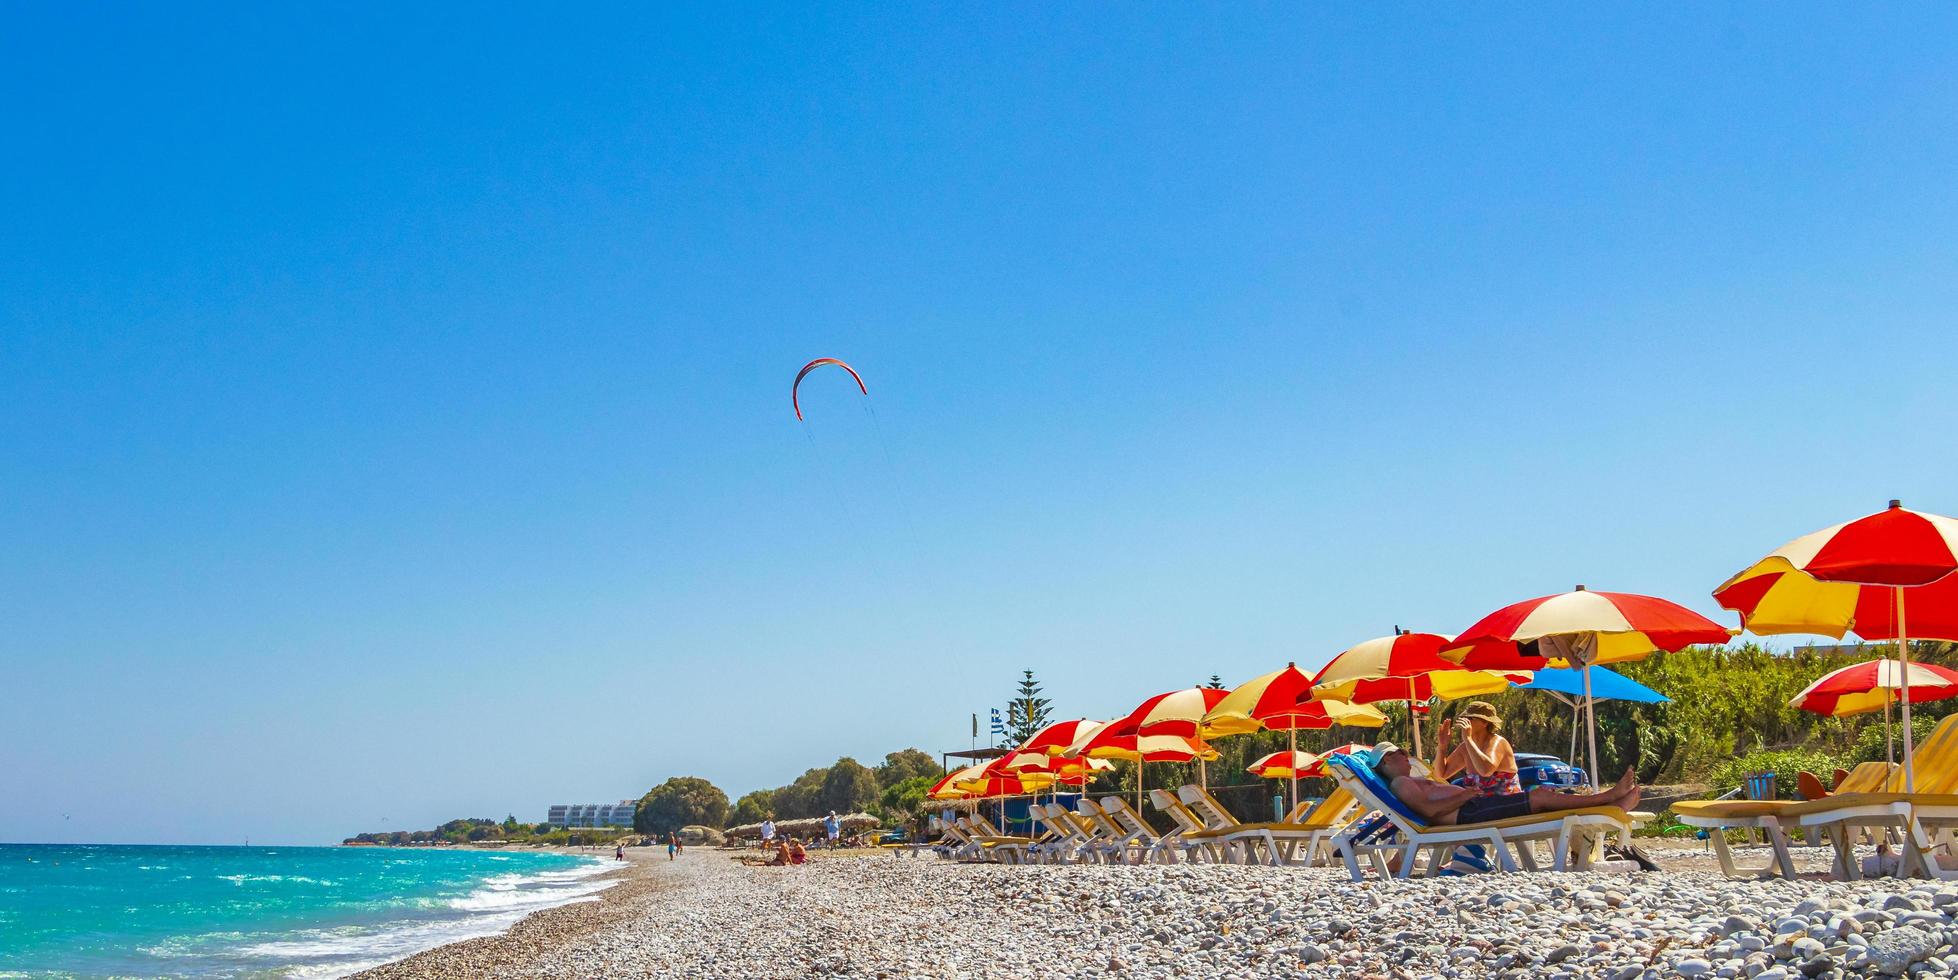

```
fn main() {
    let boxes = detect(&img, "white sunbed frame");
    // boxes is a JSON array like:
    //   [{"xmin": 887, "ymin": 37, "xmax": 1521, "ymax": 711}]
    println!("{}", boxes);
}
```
[{"xmin": 1326, "ymin": 764, "xmax": 1634, "ymax": 880}]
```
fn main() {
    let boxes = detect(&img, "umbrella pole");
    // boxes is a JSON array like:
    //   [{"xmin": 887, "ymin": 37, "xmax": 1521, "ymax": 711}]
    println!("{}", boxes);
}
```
[
  {"xmin": 1583, "ymin": 664, "xmax": 1601, "ymax": 791},
  {"xmin": 1288, "ymin": 728, "xmax": 1298, "ymax": 816},
  {"xmin": 1136, "ymin": 761, "xmax": 1145, "ymax": 837},
  {"xmin": 1899, "ymin": 587, "xmax": 1916, "ymax": 793},
  {"xmin": 1884, "ymin": 685, "xmax": 1896, "ymax": 767},
  {"xmin": 1409, "ymin": 677, "xmax": 1423, "ymax": 764},
  {"xmin": 1569, "ymin": 700, "xmax": 1580, "ymax": 767}
]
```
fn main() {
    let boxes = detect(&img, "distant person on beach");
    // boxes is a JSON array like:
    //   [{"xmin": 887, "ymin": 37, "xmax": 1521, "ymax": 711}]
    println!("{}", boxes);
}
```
[
  {"xmin": 666, "ymin": 833, "xmax": 677, "ymax": 861},
  {"xmin": 760, "ymin": 818, "xmax": 776, "ymax": 849},
  {"xmin": 1434, "ymin": 701, "xmax": 1522, "ymax": 796},
  {"xmin": 824, "ymin": 811, "xmax": 840, "ymax": 848},
  {"xmin": 1366, "ymin": 742, "xmax": 1639, "ymax": 824},
  {"xmin": 615, "ymin": 844, "xmax": 624, "ymax": 862},
  {"xmin": 788, "ymin": 838, "xmax": 808, "ymax": 865}
]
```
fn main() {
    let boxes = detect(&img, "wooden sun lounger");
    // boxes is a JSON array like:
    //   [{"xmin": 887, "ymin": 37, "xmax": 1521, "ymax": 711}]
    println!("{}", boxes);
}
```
[{"xmin": 1326, "ymin": 756, "xmax": 1634, "ymax": 880}]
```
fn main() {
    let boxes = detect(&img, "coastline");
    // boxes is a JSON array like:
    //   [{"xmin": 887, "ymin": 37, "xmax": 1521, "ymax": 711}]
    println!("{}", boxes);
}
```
[
  {"xmin": 343, "ymin": 841, "xmax": 1948, "ymax": 979},
  {"xmin": 349, "ymin": 848, "xmax": 653, "ymax": 979}
]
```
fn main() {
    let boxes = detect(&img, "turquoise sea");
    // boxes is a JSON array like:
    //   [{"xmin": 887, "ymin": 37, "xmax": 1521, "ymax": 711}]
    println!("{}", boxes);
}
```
[{"xmin": 0, "ymin": 844, "xmax": 611, "ymax": 978}]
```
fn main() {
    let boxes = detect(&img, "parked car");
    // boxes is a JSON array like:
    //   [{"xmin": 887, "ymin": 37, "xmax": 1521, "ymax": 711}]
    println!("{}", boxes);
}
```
[{"xmin": 1515, "ymin": 752, "xmax": 1588, "ymax": 790}]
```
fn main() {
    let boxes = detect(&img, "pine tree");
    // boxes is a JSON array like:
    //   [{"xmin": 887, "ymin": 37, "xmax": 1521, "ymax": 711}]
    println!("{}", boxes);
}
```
[
  {"xmin": 1005, "ymin": 669, "xmax": 1053, "ymax": 746},
  {"xmin": 1207, "ymin": 674, "xmax": 1225, "ymax": 689}
]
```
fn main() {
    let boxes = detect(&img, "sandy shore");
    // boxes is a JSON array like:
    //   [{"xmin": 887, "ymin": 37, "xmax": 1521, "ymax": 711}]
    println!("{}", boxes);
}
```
[{"xmin": 353, "ymin": 841, "xmax": 1947, "ymax": 979}]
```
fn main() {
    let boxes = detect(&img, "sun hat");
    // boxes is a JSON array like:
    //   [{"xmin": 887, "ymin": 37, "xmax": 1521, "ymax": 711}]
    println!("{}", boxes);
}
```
[
  {"xmin": 1459, "ymin": 701, "xmax": 1503, "ymax": 730},
  {"xmin": 1360, "ymin": 742, "xmax": 1403, "ymax": 768}
]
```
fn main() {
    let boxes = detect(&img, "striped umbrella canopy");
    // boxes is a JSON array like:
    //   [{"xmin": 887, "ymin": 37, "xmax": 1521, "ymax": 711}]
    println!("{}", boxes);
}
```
[
  {"xmin": 1122, "ymin": 687, "xmax": 1233, "ymax": 738},
  {"xmin": 1246, "ymin": 750, "xmax": 1319, "ymax": 780},
  {"xmin": 1202, "ymin": 663, "xmax": 1386, "ymax": 811},
  {"xmin": 1443, "ymin": 586, "xmax": 1734, "ymax": 788},
  {"xmin": 1202, "ymin": 664, "xmax": 1388, "ymax": 736},
  {"xmin": 1249, "ymin": 744, "xmax": 1370, "ymax": 780},
  {"xmin": 1790, "ymin": 659, "xmax": 1958, "ymax": 718},
  {"xmin": 1441, "ymin": 589, "xmax": 1735, "ymax": 671},
  {"xmin": 1063, "ymin": 728, "xmax": 1219, "ymax": 817},
  {"xmin": 1311, "ymin": 632, "xmax": 1528, "ymax": 759},
  {"xmin": 951, "ymin": 764, "xmax": 1031, "ymax": 798},
  {"xmin": 1017, "ymin": 719, "xmax": 1104, "ymax": 756},
  {"xmin": 1715, "ymin": 500, "xmax": 1958, "ymax": 790},
  {"xmin": 997, "ymin": 750, "xmax": 1113, "ymax": 790},
  {"xmin": 928, "ymin": 764, "xmax": 992, "ymax": 800}
]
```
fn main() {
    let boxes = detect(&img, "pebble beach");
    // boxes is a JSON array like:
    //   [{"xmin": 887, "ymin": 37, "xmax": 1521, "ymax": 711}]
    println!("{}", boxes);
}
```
[{"xmin": 354, "ymin": 842, "xmax": 1958, "ymax": 979}]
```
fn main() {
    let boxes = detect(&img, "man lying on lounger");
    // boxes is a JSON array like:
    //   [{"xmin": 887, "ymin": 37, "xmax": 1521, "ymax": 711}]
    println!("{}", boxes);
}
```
[{"xmin": 1366, "ymin": 742, "xmax": 1641, "ymax": 824}]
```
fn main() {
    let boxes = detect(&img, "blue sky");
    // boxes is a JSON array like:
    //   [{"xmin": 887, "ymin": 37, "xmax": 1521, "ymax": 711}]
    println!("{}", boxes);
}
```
[{"xmin": 4, "ymin": 5, "xmax": 1957, "ymax": 844}]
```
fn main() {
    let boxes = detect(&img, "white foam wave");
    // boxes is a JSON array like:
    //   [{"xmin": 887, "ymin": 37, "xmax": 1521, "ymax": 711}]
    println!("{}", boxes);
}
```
[{"xmin": 227, "ymin": 858, "xmax": 613, "ymax": 979}]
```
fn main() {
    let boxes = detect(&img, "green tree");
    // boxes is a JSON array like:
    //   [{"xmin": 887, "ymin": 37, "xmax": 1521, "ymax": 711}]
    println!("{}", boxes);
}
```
[
  {"xmin": 880, "ymin": 774, "xmax": 939, "ymax": 828},
  {"xmin": 819, "ymin": 757, "xmax": 881, "ymax": 814},
  {"xmin": 501, "ymin": 814, "xmax": 519, "ymax": 833},
  {"xmin": 634, "ymin": 777, "xmax": 730, "ymax": 835},
  {"xmin": 875, "ymin": 748, "xmax": 942, "ymax": 788},
  {"xmin": 730, "ymin": 789, "xmax": 775, "ymax": 826},
  {"xmin": 1005, "ymin": 669, "xmax": 1053, "ymax": 746},
  {"xmin": 771, "ymin": 767, "xmax": 830, "ymax": 819},
  {"xmin": 1207, "ymin": 675, "xmax": 1225, "ymax": 689}
]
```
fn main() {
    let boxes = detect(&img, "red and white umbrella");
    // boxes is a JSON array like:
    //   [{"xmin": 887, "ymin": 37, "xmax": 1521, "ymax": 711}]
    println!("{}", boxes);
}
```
[
  {"xmin": 1790, "ymin": 660, "xmax": 1958, "ymax": 718},
  {"xmin": 1716, "ymin": 501, "xmax": 1958, "ymax": 788},
  {"xmin": 1310, "ymin": 631, "xmax": 1528, "ymax": 761},
  {"xmin": 1125, "ymin": 687, "xmax": 1233, "ymax": 739},
  {"xmin": 1445, "ymin": 587, "xmax": 1733, "ymax": 787},
  {"xmin": 1200, "ymin": 665, "xmax": 1386, "ymax": 811},
  {"xmin": 1017, "ymin": 719, "xmax": 1104, "ymax": 756}
]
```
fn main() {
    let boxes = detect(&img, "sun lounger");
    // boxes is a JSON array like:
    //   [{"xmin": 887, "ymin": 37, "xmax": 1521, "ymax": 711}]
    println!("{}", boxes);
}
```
[
  {"xmin": 1325, "ymin": 754, "xmax": 1633, "ymax": 880},
  {"xmin": 1099, "ymin": 796, "xmax": 1177, "ymax": 864},
  {"xmin": 1176, "ymin": 785, "xmax": 1363, "ymax": 867},
  {"xmin": 1148, "ymin": 789, "xmax": 1222, "ymax": 863},
  {"xmin": 1673, "ymin": 761, "xmax": 1893, "ymax": 879},
  {"xmin": 1078, "ymin": 799, "xmax": 1149, "ymax": 864},
  {"xmin": 966, "ymin": 813, "xmax": 1038, "ymax": 865},
  {"xmin": 1028, "ymin": 804, "xmax": 1092, "ymax": 864},
  {"xmin": 1793, "ymin": 717, "xmax": 1958, "ymax": 880}
]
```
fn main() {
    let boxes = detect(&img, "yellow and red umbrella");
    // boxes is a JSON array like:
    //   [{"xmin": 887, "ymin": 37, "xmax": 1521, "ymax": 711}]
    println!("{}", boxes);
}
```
[
  {"xmin": 1790, "ymin": 659, "xmax": 1958, "ymax": 718},
  {"xmin": 998, "ymin": 749, "xmax": 1113, "ymax": 796},
  {"xmin": 1247, "ymin": 743, "xmax": 1369, "ymax": 780},
  {"xmin": 1310, "ymin": 631, "xmax": 1528, "ymax": 760},
  {"xmin": 1246, "ymin": 750, "xmax": 1320, "ymax": 780},
  {"xmin": 928, "ymin": 764, "xmax": 991, "ymax": 801},
  {"xmin": 1444, "ymin": 586, "xmax": 1732, "ymax": 788},
  {"xmin": 1201, "ymin": 664, "xmax": 1386, "ymax": 810},
  {"xmin": 1716, "ymin": 501, "xmax": 1958, "ymax": 788},
  {"xmin": 1064, "ymin": 724, "xmax": 1218, "ymax": 815}
]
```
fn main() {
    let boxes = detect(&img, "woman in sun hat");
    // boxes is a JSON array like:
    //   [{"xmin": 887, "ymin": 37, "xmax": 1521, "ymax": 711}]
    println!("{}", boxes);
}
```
[{"xmin": 1435, "ymin": 700, "xmax": 1521, "ymax": 796}]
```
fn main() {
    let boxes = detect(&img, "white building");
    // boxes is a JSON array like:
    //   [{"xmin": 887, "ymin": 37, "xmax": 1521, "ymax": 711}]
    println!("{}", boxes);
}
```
[{"xmin": 545, "ymin": 800, "xmax": 637, "ymax": 828}]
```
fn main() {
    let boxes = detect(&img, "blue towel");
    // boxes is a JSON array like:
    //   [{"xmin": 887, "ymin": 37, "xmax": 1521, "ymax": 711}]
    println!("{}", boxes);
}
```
[{"xmin": 1326, "ymin": 754, "xmax": 1425, "ymax": 826}]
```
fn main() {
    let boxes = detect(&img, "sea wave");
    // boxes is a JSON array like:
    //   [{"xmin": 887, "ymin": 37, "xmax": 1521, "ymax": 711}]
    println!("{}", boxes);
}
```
[{"xmin": 230, "ymin": 858, "xmax": 613, "ymax": 978}]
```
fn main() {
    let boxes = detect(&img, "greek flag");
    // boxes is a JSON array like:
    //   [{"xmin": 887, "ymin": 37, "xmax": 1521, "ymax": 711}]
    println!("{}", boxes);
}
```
[{"xmin": 989, "ymin": 708, "xmax": 1004, "ymax": 736}]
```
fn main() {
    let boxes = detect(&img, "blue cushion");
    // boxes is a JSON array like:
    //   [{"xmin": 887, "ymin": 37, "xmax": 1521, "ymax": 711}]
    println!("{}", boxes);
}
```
[{"xmin": 1327, "ymin": 753, "xmax": 1426, "ymax": 826}]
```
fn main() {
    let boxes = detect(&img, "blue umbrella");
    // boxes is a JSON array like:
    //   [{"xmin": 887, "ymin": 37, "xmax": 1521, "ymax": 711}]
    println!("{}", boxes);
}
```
[
  {"xmin": 1515, "ymin": 668, "xmax": 1668, "ymax": 772},
  {"xmin": 1518, "ymin": 667, "xmax": 1669, "ymax": 704}
]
